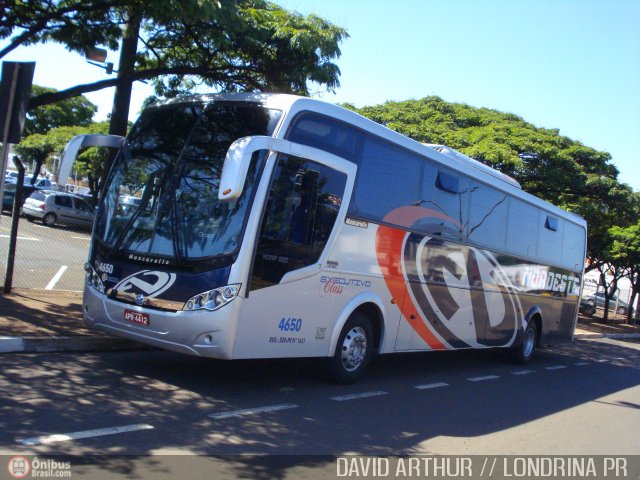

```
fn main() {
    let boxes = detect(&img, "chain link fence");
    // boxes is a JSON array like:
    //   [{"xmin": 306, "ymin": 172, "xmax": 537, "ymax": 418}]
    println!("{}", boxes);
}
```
[{"xmin": 1, "ymin": 180, "xmax": 93, "ymax": 292}]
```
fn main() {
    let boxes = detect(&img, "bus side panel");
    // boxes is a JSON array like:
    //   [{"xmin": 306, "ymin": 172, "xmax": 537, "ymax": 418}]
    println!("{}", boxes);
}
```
[
  {"xmin": 375, "ymin": 224, "xmax": 582, "ymax": 352},
  {"xmin": 233, "ymin": 221, "xmax": 402, "ymax": 358},
  {"xmin": 233, "ymin": 219, "xmax": 580, "ymax": 359},
  {"xmin": 232, "ymin": 274, "xmax": 338, "ymax": 359},
  {"xmin": 327, "ymin": 221, "xmax": 403, "ymax": 355}
]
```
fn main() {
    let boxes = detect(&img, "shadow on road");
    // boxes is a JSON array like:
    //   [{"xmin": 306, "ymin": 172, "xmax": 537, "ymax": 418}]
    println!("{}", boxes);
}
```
[{"xmin": 0, "ymin": 338, "xmax": 638, "ymax": 478}]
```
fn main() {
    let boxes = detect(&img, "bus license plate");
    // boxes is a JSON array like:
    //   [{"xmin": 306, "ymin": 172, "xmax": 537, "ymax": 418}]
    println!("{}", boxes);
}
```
[{"xmin": 124, "ymin": 309, "xmax": 150, "ymax": 326}]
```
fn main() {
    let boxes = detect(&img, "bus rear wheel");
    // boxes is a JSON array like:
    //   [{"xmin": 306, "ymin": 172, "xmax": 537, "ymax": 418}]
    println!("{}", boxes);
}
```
[
  {"xmin": 328, "ymin": 313, "xmax": 373, "ymax": 384},
  {"xmin": 510, "ymin": 319, "xmax": 538, "ymax": 365}
]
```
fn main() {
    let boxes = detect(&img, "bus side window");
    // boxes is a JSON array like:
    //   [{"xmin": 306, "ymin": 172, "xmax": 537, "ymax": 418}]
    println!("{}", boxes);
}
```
[{"xmin": 250, "ymin": 155, "xmax": 347, "ymax": 291}]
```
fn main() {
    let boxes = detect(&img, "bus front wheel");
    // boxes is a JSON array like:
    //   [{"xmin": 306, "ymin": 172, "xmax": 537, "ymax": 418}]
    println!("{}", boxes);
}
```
[
  {"xmin": 328, "ymin": 313, "xmax": 374, "ymax": 384},
  {"xmin": 510, "ymin": 319, "xmax": 538, "ymax": 365}
]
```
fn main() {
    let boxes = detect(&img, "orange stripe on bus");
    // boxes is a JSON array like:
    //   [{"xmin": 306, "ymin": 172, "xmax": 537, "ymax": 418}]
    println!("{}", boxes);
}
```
[{"xmin": 375, "ymin": 224, "xmax": 446, "ymax": 350}]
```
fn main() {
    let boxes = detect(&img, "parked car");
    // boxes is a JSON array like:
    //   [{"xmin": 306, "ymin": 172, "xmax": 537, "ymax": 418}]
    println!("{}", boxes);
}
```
[
  {"xmin": 2, "ymin": 182, "xmax": 40, "ymax": 211},
  {"xmin": 4, "ymin": 170, "xmax": 19, "ymax": 182},
  {"xmin": 22, "ymin": 191, "xmax": 95, "ymax": 229},
  {"xmin": 25, "ymin": 177, "xmax": 54, "ymax": 189},
  {"xmin": 584, "ymin": 291, "xmax": 629, "ymax": 315},
  {"xmin": 5, "ymin": 171, "xmax": 56, "ymax": 188},
  {"xmin": 579, "ymin": 298, "xmax": 596, "ymax": 317}
]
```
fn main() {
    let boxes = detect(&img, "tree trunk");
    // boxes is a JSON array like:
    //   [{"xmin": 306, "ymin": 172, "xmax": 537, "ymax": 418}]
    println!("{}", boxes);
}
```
[
  {"xmin": 108, "ymin": 10, "xmax": 141, "ymax": 137},
  {"xmin": 630, "ymin": 277, "xmax": 640, "ymax": 325},
  {"xmin": 99, "ymin": 8, "xmax": 141, "ymax": 191}
]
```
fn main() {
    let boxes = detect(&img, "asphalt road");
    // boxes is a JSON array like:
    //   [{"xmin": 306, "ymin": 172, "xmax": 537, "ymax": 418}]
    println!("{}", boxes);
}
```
[
  {"xmin": 0, "ymin": 212, "xmax": 90, "ymax": 291},
  {"xmin": 0, "ymin": 338, "xmax": 638, "ymax": 462}
]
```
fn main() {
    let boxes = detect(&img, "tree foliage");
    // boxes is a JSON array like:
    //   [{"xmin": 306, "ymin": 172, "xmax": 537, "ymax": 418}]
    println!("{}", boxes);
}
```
[
  {"xmin": 0, "ymin": 0, "xmax": 127, "ymax": 58},
  {"xmin": 608, "ymin": 223, "xmax": 640, "ymax": 323},
  {"xmin": 351, "ymin": 96, "xmax": 621, "ymax": 203},
  {"xmin": 1, "ymin": 1, "xmax": 348, "ymax": 109},
  {"xmin": 14, "ymin": 121, "xmax": 108, "ymax": 184},
  {"xmin": 24, "ymin": 85, "xmax": 97, "ymax": 135}
]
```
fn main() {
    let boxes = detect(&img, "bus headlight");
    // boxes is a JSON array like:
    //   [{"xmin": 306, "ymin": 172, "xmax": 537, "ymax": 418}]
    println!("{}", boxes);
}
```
[
  {"xmin": 184, "ymin": 284, "xmax": 241, "ymax": 311},
  {"xmin": 84, "ymin": 262, "xmax": 105, "ymax": 294}
]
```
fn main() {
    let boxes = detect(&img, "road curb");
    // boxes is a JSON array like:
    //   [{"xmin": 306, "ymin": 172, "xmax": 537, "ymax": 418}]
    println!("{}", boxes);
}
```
[
  {"xmin": 574, "ymin": 333, "xmax": 640, "ymax": 340},
  {"xmin": 0, "ymin": 335, "xmax": 146, "ymax": 354}
]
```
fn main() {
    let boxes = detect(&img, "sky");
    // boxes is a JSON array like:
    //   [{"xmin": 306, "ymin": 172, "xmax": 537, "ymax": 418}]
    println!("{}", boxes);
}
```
[{"xmin": 2, "ymin": 0, "xmax": 639, "ymax": 190}]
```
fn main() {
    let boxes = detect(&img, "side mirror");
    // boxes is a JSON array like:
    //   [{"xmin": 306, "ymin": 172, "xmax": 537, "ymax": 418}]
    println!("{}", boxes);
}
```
[
  {"xmin": 219, "ymin": 136, "xmax": 271, "ymax": 201},
  {"xmin": 218, "ymin": 135, "xmax": 357, "ymax": 202},
  {"xmin": 219, "ymin": 136, "xmax": 300, "ymax": 202}
]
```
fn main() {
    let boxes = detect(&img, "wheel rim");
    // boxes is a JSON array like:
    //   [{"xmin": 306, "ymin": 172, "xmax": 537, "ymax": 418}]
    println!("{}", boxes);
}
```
[
  {"xmin": 340, "ymin": 326, "xmax": 368, "ymax": 372},
  {"xmin": 44, "ymin": 214, "xmax": 55, "ymax": 226},
  {"xmin": 522, "ymin": 325, "xmax": 535, "ymax": 359}
]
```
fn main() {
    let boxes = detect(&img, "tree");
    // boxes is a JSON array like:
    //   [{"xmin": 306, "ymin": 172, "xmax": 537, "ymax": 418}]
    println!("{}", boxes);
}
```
[
  {"xmin": 24, "ymin": 85, "xmax": 97, "ymax": 136},
  {"xmin": 2, "ymin": 1, "xmax": 348, "ymax": 111},
  {"xmin": 609, "ymin": 222, "xmax": 640, "ymax": 324},
  {"xmin": 577, "ymin": 179, "xmax": 638, "ymax": 275},
  {"xmin": 140, "ymin": 1, "xmax": 347, "ymax": 97},
  {"xmin": 0, "ymin": 0, "xmax": 127, "ymax": 59},
  {"xmin": 349, "ymin": 96, "xmax": 620, "ymax": 211},
  {"xmin": 12, "ymin": 132, "xmax": 55, "ymax": 182},
  {"xmin": 3, "ymin": 1, "xmax": 347, "ymax": 189},
  {"xmin": 14, "ymin": 121, "xmax": 108, "ymax": 185}
]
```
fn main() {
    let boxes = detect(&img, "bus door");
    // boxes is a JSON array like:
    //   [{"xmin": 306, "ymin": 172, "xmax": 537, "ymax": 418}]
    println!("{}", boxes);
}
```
[{"xmin": 232, "ymin": 142, "xmax": 356, "ymax": 359}]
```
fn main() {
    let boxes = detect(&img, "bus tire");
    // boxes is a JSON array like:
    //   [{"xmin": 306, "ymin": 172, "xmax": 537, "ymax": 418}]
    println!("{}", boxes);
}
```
[
  {"xmin": 510, "ymin": 319, "xmax": 538, "ymax": 365},
  {"xmin": 328, "ymin": 312, "xmax": 374, "ymax": 384}
]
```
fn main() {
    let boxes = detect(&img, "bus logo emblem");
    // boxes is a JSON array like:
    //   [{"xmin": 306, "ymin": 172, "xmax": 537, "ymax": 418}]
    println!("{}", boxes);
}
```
[
  {"xmin": 114, "ymin": 270, "xmax": 177, "ymax": 298},
  {"xmin": 135, "ymin": 293, "xmax": 145, "ymax": 306},
  {"xmin": 376, "ymin": 206, "xmax": 523, "ymax": 350}
]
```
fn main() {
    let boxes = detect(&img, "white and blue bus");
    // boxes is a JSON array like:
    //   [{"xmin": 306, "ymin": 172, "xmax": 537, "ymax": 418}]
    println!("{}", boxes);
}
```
[{"xmin": 62, "ymin": 93, "xmax": 586, "ymax": 383}]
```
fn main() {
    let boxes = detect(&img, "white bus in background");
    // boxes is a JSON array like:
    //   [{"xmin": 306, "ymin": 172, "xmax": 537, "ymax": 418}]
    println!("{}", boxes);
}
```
[{"xmin": 62, "ymin": 93, "xmax": 587, "ymax": 383}]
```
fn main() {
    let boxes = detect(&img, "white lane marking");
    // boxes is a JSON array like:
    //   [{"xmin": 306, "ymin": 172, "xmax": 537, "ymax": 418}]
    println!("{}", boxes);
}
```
[
  {"xmin": 467, "ymin": 375, "xmax": 500, "ymax": 382},
  {"xmin": 45, "ymin": 265, "xmax": 68, "ymax": 290},
  {"xmin": 511, "ymin": 369, "xmax": 535, "ymax": 375},
  {"xmin": 209, "ymin": 404, "xmax": 298, "ymax": 419},
  {"xmin": 71, "ymin": 236, "xmax": 90, "ymax": 240},
  {"xmin": 414, "ymin": 382, "xmax": 449, "ymax": 390},
  {"xmin": 595, "ymin": 359, "xmax": 608, "ymax": 363},
  {"xmin": 574, "ymin": 362, "xmax": 590, "ymax": 366},
  {"xmin": 16, "ymin": 424, "xmax": 154, "ymax": 446},
  {"xmin": 331, "ymin": 391, "xmax": 388, "ymax": 401},
  {"xmin": 545, "ymin": 365, "xmax": 567, "ymax": 370},
  {"xmin": 0, "ymin": 234, "xmax": 40, "ymax": 241}
]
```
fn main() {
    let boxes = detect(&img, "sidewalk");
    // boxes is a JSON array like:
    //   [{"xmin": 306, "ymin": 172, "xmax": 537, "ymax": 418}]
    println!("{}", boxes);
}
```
[
  {"xmin": 0, "ymin": 289, "xmax": 639, "ymax": 354},
  {"xmin": 0, "ymin": 289, "xmax": 140, "ymax": 353}
]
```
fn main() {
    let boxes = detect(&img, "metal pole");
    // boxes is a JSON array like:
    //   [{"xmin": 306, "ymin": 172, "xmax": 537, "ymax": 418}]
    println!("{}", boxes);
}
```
[{"xmin": 4, "ymin": 156, "xmax": 25, "ymax": 293}]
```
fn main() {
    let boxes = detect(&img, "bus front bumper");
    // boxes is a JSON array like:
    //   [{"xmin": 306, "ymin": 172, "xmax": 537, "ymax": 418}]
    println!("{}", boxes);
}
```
[{"xmin": 83, "ymin": 285, "xmax": 237, "ymax": 359}]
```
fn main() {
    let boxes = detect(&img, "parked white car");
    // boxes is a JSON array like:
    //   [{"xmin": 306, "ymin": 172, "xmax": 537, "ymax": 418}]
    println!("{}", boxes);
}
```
[{"xmin": 23, "ymin": 191, "xmax": 95, "ymax": 230}]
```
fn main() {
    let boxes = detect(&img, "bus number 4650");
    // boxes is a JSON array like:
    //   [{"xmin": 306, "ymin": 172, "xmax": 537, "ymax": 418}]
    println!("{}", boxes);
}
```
[{"xmin": 279, "ymin": 317, "xmax": 302, "ymax": 332}]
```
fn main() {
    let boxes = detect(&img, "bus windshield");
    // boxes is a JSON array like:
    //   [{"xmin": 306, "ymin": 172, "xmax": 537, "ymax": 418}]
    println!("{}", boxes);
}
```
[{"xmin": 95, "ymin": 101, "xmax": 282, "ymax": 266}]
